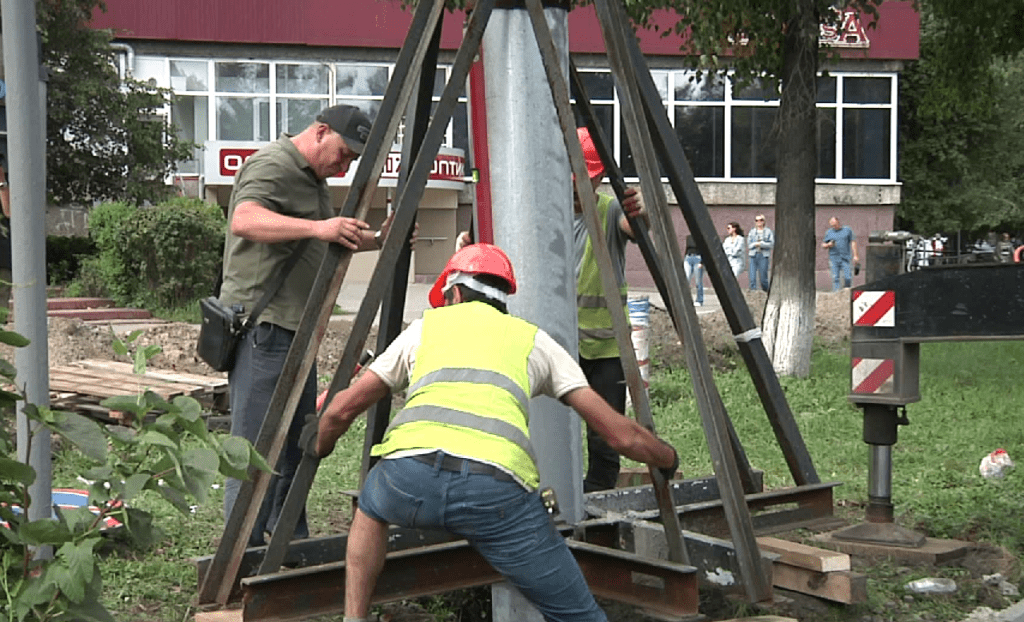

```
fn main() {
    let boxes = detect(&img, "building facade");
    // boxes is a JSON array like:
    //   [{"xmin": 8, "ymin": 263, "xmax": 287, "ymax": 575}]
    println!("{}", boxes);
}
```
[{"xmin": 83, "ymin": 0, "xmax": 919, "ymax": 287}]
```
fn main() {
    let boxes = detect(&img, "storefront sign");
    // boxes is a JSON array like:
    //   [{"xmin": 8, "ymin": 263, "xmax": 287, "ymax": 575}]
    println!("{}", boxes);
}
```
[{"xmin": 206, "ymin": 141, "xmax": 467, "ymax": 190}]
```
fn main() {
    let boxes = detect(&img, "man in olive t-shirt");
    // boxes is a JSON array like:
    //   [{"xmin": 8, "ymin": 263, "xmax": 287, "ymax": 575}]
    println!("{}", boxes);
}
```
[{"xmin": 219, "ymin": 105, "xmax": 388, "ymax": 546}]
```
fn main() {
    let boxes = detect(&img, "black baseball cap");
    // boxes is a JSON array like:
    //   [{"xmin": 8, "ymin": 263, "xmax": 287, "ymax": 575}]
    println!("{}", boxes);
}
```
[{"xmin": 316, "ymin": 105, "xmax": 372, "ymax": 154}]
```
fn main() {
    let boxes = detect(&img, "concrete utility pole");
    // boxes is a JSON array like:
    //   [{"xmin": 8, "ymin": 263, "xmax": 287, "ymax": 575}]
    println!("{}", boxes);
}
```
[
  {"xmin": 2, "ymin": 0, "xmax": 52, "ymax": 529},
  {"xmin": 483, "ymin": 3, "xmax": 575, "ymax": 621}
]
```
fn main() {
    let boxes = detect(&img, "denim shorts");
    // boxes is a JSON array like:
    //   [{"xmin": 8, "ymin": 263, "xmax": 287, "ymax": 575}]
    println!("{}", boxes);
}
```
[{"xmin": 359, "ymin": 453, "xmax": 608, "ymax": 622}]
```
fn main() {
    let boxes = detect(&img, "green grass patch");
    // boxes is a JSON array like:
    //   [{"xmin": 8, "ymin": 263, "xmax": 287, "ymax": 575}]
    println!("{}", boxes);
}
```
[{"xmin": 75, "ymin": 340, "xmax": 1024, "ymax": 621}]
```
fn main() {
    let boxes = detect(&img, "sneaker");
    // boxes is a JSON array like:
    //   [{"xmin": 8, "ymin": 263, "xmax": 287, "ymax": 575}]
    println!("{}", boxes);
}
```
[{"xmin": 695, "ymin": 301, "xmax": 703, "ymax": 307}]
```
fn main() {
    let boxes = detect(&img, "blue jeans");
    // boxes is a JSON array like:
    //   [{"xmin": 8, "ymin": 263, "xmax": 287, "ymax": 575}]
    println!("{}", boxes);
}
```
[
  {"xmin": 224, "ymin": 322, "xmax": 313, "ymax": 547},
  {"xmin": 749, "ymin": 254, "xmax": 770, "ymax": 291},
  {"xmin": 359, "ymin": 455, "xmax": 608, "ymax": 622},
  {"xmin": 829, "ymin": 254, "xmax": 852, "ymax": 291},
  {"xmin": 683, "ymin": 254, "xmax": 704, "ymax": 304}
]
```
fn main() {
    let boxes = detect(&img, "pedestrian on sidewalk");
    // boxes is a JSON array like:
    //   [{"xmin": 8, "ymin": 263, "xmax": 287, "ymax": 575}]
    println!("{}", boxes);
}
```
[
  {"xmin": 822, "ymin": 216, "xmax": 859, "ymax": 291},
  {"xmin": 722, "ymin": 221, "xmax": 745, "ymax": 277},
  {"xmin": 747, "ymin": 214, "xmax": 773, "ymax": 291}
]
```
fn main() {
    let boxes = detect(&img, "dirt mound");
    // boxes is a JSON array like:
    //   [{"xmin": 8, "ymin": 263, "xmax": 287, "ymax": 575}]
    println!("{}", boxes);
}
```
[{"xmin": 648, "ymin": 289, "xmax": 852, "ymax": 370}]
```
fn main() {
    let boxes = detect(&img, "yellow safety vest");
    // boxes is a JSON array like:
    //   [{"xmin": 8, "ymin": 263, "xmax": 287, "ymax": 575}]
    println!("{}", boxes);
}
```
[
  {"xmin": 372, "ymin": 301, "xmax": 542, "ymax": 489},
  {"xmin": 578, "ymin": 193, "xmax": 628, "ymax": 360}
]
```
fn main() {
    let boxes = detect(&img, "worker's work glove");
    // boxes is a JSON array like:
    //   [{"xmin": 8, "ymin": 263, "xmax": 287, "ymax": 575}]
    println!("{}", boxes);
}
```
[
  {"xmin": 657, "ymin": 444, "xmax": 680, "ymax": 482},
  {"xmin": 299, "ymin": 413, "xmax": 320, "ymax": 459}
]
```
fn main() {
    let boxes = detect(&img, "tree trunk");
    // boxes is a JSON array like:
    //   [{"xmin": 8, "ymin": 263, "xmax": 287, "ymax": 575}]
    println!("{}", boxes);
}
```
[{"xmin": 762, "ymin": 3, "xmax": 818, "ymax": 377}]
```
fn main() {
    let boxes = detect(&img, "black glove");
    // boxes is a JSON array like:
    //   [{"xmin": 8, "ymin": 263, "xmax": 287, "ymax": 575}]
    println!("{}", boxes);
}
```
[
  {"xmin": 854, "ymin": 261, "xmax": 861, "ymax": 276},
  {"xmin": 658, "ymin": 445, "xmax": 680, "ymax": 482},
  {"xmin": 299, "ymin": 413, "xmax": 320, "ymax": 458}
]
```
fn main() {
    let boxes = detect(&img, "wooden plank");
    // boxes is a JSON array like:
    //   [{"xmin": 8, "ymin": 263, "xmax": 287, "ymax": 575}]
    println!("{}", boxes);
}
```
[
  {"xmin": 50, "ymin": 369, "xmax": 191, "ymax": 399},
  {"xmin": 60, "ymin": 365, "xmax": 200, "ymax": 395},
  {"xmin": 771, "ymin": 564, "xmax": 867, "ymax": 604},
  {"xmin": 76, "ymin": 360, "xmax": 228, "ymax": 391},
  {"xmin": 717, "ymin": 617, "xmax": 798, "ymax": 622},
  {"xmin": 756, "ymin": 536, "xmax": 850, "ymax": 572},
  {"xmin": 194, "ymin": 610, "xmax": 243, "ymax": 622}
]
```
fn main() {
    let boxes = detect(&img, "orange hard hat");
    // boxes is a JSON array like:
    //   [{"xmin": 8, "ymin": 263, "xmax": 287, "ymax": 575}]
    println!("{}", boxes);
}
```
[
  {"xmin": 577, "ymin": 126, "xmax": 605, "ymax": 180},
  {"xmin": 428, "ymin": 243, "xmax": 518, "ymax": 308}
]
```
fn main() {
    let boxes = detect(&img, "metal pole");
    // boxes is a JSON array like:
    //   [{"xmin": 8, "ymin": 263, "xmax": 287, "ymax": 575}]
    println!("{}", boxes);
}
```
[
  {"xmin": 482, "ymin": 4, "xmax": 577, "ymax": 620},
  {"xmin": 483, "ymin": 1, "xmax": 581, "ymax": 525},
  {"xmin": 3, "ymin": 0, "xmax": 52, "ymax": 531}
]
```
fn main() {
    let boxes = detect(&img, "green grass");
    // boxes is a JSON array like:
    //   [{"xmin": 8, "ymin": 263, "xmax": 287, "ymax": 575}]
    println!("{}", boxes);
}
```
[{"xmin": 68, "ymin": 340, "xmax": 1024, "ymax": 621}]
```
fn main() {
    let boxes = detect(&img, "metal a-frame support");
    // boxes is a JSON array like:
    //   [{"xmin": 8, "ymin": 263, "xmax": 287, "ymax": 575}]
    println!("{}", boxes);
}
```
[{"xmin": 198, "ymin": 0, "xmax": 832, "ymax": 613}]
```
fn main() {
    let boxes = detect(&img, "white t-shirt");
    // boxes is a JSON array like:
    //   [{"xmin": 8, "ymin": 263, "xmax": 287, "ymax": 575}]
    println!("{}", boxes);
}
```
[{"xmin": 367, "ymin": 316, "xmax": 590, "ymax": 401}]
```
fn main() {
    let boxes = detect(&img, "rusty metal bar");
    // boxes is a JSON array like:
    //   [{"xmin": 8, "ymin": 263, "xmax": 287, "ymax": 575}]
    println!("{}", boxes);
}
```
[
  {"xmin": 239, "ymin": 539, "xmax": 698, "ymax": 622},
  {"xmin": 568, "ymin": 60, "xmax": 759, "ymax": 496},
  {"xmin": 199, "ymin": 1, "xmax": 448, "ymax": 604},
  {"xmin": 620, "ymin": 10, "xmax": 820, "ymax": 489},
  {"xmin": 256, "ymin": 0, "xmax": 498, "ymax": 578},
  {"xmin": 359, "ymin": 13, "xmax": 444, "ymax": 486},
  {"xmin": 592, "ymin": 0, "xmax": 770, "ymax": 602}
]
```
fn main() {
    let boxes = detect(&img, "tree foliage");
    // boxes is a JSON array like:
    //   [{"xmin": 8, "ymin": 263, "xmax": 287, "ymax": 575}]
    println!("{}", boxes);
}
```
[
  {"xmin": 898, "ymin": 11, "xmax": 1024, "ymax": 235},
  {"xmin": 37, "ymin": 0, "xmax": 193, "ymax": 206}
]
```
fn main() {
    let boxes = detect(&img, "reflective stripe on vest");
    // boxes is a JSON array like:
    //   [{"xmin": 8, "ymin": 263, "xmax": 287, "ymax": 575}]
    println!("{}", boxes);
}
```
[
  {"xmin": 371, "ymin": 301, "xmax": 542, "ymax": 488},
  {"xmin": 386, "ymin": 404, "xmax": 538, "ymax": 465},
  {"xmin": 577, "ymin": 193, "xmax": 628, "ymax": 359}
]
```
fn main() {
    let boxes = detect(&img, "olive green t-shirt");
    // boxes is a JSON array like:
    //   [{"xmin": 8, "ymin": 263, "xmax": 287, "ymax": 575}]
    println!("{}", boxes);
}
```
[{"xmin": 219, "ymin": 135, "xmax": 332, "ymax": 331}]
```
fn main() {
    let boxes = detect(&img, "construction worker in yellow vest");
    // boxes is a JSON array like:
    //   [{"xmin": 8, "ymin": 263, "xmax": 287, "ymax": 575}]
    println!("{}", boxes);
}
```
[
  {"xmin": 574, "ymin": 126, "xmax": 644, "ymax": 492},
  {"xmin": 305, "ymin": 243, "xmax": 678, "ymax": 622}
]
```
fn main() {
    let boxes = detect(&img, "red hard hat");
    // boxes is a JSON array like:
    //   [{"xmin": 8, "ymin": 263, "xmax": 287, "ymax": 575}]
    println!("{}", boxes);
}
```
[
  {"xmin": 577, "ymin": 126, "xmax": 605, "ymax": 180},
  {"xmin": 429, "ymin": 243, "xmax": 518, "ymax": 308}
]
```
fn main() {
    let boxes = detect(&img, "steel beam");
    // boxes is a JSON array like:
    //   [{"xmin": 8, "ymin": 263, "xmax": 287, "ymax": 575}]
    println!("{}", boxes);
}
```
[{"xmin": 238, "ymin": 538, "xmax": 698, "ymax": 622}]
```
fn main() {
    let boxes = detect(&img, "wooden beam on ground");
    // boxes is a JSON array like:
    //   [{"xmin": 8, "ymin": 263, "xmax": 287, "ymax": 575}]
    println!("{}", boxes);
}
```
[
  {"xmin": 194, "ymin": 610, "xmax": 242, "ymax": 622},
  {"xmin": 756, "ymin": 536, "xmax": 851, "ymax": 573},
  {"xmin": 770, "ymin": 565, "xmax": 867, "ymax": 604}
]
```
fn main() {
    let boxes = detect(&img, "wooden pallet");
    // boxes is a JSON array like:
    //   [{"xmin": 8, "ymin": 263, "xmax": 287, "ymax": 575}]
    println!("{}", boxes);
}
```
[{"xmin": 49, "ymin": 359, "xmax": 229, "ymax": 423}]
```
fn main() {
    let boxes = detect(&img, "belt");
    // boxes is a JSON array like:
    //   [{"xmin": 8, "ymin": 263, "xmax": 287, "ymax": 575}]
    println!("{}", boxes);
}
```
[{"xmin": 412, "ymin": 452, "xmax": 514, "ymax": 482}]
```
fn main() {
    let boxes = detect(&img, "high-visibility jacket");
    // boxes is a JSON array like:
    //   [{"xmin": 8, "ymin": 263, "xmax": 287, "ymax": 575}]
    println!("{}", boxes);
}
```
[
  {"xmin": 372, "ymin": 301, "xmax": 542, "ymax": 488},
  {"xmin": 577, "ymin": 193, "xmax": 628, "ymax": 360}
]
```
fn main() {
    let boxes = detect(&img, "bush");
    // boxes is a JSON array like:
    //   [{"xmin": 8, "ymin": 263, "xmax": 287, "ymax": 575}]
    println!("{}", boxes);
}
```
[
  {"xmin": 87, "ymin": 198, "xmax": 225, "ymax": 310},
  {"xmin": 46, "ymin": 235, "xmax": 98, "ymax": 287}
]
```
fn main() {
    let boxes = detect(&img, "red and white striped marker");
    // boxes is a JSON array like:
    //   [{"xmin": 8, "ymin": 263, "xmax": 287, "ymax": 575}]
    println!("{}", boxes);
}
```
[
  {"xmin": 852, "ymin": 290, "xmax": 895, "ymax": 327},
  {"xmin": 852, "ymin": 357, "xmax": 895, "ymax": 394}
]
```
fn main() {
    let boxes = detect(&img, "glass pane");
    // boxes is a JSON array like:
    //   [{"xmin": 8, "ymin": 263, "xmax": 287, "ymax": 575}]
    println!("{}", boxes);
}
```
[
  {"xmin": 277, "ymin": 98, "xmax": 329, "ymax": 135},
  {"xmin": 434, "ymin": 68, "xmax": 447, "ymax": 98},
  {"xmin": 730, "ymin": 107, "xmax": 777, "ymax": 177},
  {"xmin": 675, "ymin": 106, "xmax": 725, "ymax": 178},
  {"xmin": 171, "ymin": 94, "xmax": 208, "ymax": 142},
  {"xmin": 843, "ymin": 76, "xmax": 891, "ymax": 104},
  {"xmin": 170, "ymin": 60, "xmax": 208, "ymax": 91},
  {"xmin": 576, "ymin": 71, "xmax": 614, "ymax": 101},
  {"xmin": 817, "ymin": 75, "xmax": 836, "ymax": 103},
  {"xmin": 733, "ymin": 77, "xmax": 780, "ymax": 101},
  {"xmin": 843, "ymin": 108, "xmax": 889, "ymax": 178},
  {"xmin": 215, "ymin": 62, "xmax": 269, "ymax": 93},
  {"xmin": 674, "ymin": 71, "xmax": 725, "ymax": 102},
  {"xmin": 336, "ymin": 64, "xmax": 389, "ymax": 96},
  {"xmin": 453, "ymin": 101, "xmax": 469, "ymax": 154},
  {"xmin": 276, "ymin": 64, "xmax": 328, "ymax": 95},
  {"xmin": 217, "ymin": 96, "xmax": 270, "ymax": 141},
  {"xmin": 171, "ymin": 95, "xmax": 208, "ymax": 175},
  {"xmin": 650, "ymin": 71, "xmax": 668, "ymax": 101},
  {"xmin": 335, "ymin": 98, "xmax": 381, "ymax": 122},
  {"xmin": 817, "ymin": 108, "xmax": 836, "ymax": 178},
  {"xmin": 620, "ymin": 105, "xmax": 668, "ymax": 179}
]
